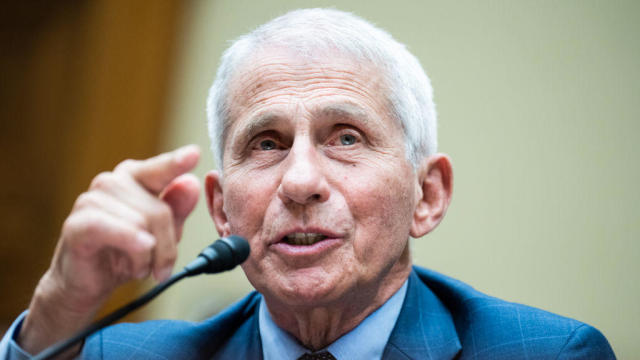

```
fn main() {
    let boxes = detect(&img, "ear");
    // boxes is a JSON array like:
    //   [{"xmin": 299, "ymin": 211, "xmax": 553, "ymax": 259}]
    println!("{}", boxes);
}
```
[
  {"xmin": 410, "ymin": 154, "xmax": 453, "ymax": 238},
  {"xmin": 204, "ymin": 170, "xmax": 231, "ymax": 237}
]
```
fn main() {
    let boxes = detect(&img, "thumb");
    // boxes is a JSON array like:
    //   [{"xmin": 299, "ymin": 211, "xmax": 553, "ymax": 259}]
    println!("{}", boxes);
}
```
[{"xmin": 161, "ymin": 173, "xmax": 200, "ymax": 240}]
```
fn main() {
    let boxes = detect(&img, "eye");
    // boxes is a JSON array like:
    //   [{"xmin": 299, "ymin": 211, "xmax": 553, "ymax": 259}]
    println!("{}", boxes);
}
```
[
  {"xmin": 339, "ymin": 134, "xmax": 357, "ymax": 146},
  {"xmin": 259, "ymin": 139, "xmax": 277, "ymax": 150}
]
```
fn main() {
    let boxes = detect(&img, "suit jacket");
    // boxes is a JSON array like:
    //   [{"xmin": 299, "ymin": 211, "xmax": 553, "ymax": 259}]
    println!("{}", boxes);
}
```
[{"xmin": 82, "ymin": 266, "xmax": 615, "ymax": 359}]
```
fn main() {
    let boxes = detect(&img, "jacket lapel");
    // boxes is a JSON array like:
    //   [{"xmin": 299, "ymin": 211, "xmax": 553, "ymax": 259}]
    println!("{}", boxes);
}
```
[
  {"xmin": 210, "ymin": 293, "xmax": 263, "ymax": 360},
  {"xmin": 383, "ymin": 270, "xmax": 461, "ymax": 360}
]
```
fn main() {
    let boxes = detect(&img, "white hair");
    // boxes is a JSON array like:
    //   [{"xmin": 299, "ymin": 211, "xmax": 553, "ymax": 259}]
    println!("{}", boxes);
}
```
[{"xmin": 206, "ymin": 8, "xmax": 437, "ymax": 170}]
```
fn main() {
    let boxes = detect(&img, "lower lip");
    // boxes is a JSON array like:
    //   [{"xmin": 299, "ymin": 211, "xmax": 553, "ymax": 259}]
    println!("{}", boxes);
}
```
[{"xmin": 270, "ymin": 238, "xmax": 342, "ymax": 257}]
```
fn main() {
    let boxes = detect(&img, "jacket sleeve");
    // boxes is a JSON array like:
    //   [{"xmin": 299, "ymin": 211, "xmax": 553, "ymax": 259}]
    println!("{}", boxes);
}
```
[{"xmin": 556, "ymin": 324, "xmax": 616, "ymax": 360}]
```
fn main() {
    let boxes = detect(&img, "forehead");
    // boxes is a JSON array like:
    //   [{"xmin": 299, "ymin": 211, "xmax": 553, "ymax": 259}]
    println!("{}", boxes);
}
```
[{"xmin": 225, "ymin": 48, "xmax": 394, "ymax": 130}]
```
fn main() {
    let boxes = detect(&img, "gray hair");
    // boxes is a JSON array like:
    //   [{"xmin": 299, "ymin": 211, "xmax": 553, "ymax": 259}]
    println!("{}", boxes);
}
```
[{"xmin": 206, "ymin": 8, "xmax": 437, "ymax": 170}]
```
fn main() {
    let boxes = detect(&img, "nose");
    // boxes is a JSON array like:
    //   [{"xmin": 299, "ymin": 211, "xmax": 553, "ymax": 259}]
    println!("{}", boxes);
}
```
[{"xmin": 277, "ymin": 139, "xmax": 330, "ymax": 205}]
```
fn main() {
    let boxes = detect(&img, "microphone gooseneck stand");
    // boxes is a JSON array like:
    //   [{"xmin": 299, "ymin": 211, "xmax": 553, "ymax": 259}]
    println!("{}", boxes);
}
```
[{"xmin": 33, "ymin": 235, "xmax": 250, "ymax": 360}]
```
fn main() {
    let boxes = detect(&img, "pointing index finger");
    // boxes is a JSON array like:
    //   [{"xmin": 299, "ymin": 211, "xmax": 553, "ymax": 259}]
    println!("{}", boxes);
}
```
[{"xmin": 116, "ymin": 145, "xmax": 201, "ymax": 195}]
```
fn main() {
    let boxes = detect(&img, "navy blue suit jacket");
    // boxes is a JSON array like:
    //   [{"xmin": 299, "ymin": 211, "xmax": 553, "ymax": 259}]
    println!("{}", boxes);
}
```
[{"xmin": 83, "ymin": 267, "xmax": 615, "ymax": 359}]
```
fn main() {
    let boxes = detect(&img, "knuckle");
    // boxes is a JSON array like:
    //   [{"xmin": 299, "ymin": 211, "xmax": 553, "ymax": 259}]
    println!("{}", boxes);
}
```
[
  {"xmin": 149, "ymin": 202, "xmax": 173, "ymax": 224},
  {"xmin": 134, "ymin": 231, "xmax": 156, "ymax": 252},
  {"xmin": 61, "ymin": 211, "xmax": 103, "ymax": 253},
  {"xmin": 61, "ymin": 212, "xmax": 82, "ymax": 236},
  {"xmin": 90, "ymin": 172, "xmax": 115, "ymax": 190},
  {"xmin": 73, "ymin": 192, "xmax": 94, "ymax": 210},
  {"xmin": 74, "ymin": 211, "xmax": 104, "ymax": 239},
  {"xmin": 130, "ymin": 212, "xmax": 148, "ymax": 229},
  {"xmin": 114, "ymin": 159, "xmax": 138, "ymax": 173},
  {"xmin": 137, "ymin": 240, "xmax": 155, "ymax": 255}
]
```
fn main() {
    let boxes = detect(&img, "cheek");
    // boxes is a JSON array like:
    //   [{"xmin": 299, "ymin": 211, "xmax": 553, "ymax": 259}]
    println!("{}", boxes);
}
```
[
  {"xmin": 352, "ymin": 164, "xmax": 414, "ymax": 220},
  {"xmin": 348, "ymin": 168, "xmax": 415, "ymax": 258},
  {"xmin": 224, "ymin": 177, "xmax": 274, "ymax": 237},
  {"xmin": 225, "ymin": 183, "xmax": 270, "ymax": 281}
]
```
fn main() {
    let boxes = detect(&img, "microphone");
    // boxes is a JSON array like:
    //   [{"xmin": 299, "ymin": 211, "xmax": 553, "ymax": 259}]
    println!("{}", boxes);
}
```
[
  {"xmin": 184, "ymin": 235, "xmax": 251, "ymax": 276},
  {"xmin": 33, "ymin": 236, "xmax": 250, "ymax": 360}
]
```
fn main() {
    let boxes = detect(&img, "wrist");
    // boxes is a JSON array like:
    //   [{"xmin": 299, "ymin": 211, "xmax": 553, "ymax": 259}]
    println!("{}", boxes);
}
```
[{"xmin": 17, "ymin": 271, "xmax": 101, "ymax": 355}]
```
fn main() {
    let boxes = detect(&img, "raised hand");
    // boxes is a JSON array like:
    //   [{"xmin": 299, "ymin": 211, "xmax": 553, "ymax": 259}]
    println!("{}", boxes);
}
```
[{"xmin": 18, "ymin": 145, "xmax": 201, "ymax": 355}]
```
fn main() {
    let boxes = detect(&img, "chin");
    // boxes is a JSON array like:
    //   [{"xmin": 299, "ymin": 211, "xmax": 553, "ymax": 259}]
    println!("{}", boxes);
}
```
[
  {"xmin": 267, "ymin": 272, "xmax": 348, "ymax": 308},
  {"xmin": 278, "ymin": 288, "xmax": 340, "ymax": 309}
]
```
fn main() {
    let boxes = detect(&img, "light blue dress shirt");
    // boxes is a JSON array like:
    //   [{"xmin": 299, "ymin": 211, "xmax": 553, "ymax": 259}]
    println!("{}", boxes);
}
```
[{"xmin": 259, "ymin": 280, "xmax": 408, "ymax": 360}]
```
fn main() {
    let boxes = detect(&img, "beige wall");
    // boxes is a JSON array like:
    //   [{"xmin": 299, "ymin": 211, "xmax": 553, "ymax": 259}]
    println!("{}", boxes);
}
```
[{"xmin": 150, "ymin": 1, "xmax": 639, "ymax": 357}]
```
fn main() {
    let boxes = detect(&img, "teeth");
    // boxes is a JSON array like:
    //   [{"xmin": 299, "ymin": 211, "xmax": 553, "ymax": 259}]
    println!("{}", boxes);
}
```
[{"xmin": 285, "ymin": 233, "xmax": 327, "ymax": 246}]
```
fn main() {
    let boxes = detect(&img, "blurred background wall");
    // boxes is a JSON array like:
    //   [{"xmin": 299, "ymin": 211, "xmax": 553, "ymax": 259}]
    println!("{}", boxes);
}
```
[
  {"xmin": 1, "ymin": 0, "xmax": 638, "ymax": 357},
  {"xmin": 0, "ymin": 0, "xmax": 186, "ymax": 328}
]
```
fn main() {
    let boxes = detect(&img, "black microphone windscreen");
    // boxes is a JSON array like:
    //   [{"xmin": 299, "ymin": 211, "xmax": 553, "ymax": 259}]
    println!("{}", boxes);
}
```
[{"xmin": 184, "ymin": 235, "xmax": 250, "ymax": 275}]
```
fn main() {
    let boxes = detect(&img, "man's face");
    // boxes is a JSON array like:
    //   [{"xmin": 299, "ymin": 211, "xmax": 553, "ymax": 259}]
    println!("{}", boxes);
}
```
[{"xmin": 214, "ymin": 49, "xmax": 419, "ymax": 307}]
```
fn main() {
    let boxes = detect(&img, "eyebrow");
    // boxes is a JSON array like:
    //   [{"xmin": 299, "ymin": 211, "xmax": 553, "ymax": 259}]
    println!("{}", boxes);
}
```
[
  {"xmin": 238, "ymin": 112, "xmax": 282, "ymax": 145},
  {"xmin": 319, "ymin": 103, "xmax": 370, "ymax": 124}
]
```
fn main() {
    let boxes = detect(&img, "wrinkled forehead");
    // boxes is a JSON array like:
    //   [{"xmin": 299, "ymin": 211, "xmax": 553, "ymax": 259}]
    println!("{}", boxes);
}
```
[
  {"xmin": 222, "ymin": 46, "xmax": 395, "ymax": 136},
  {"xmin": 234, "ymin": 48, "xmax": 385, "ymax": 102}
]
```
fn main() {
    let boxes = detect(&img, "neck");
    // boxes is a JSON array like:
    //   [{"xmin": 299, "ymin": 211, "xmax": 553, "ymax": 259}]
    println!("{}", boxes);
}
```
[{"xmin": 264, "ymin": 251, "xmax": 412, "ymax": 350}]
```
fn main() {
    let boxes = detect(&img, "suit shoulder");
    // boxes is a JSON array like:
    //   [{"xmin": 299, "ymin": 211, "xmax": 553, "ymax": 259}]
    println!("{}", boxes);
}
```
[
  {"xmin": 460, "ymin": 300, "xmax": 615, "ymax": 359},
  {"xmin": 83, "ymin": 292, "xmax": 262, "ymax": 359},
  {"xmin": 412, "ymin": 266, "xmax": 615, "ymax": 359},
  {"xmin": 556, "ymin": 323, "xmax": 616, "ymax": 359}
]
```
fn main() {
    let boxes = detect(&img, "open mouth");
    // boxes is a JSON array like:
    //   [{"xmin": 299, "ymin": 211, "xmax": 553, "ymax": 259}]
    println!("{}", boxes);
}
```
[{"xmin": 283, "ymin": 233, "xmax": 328, "ymax": 246}]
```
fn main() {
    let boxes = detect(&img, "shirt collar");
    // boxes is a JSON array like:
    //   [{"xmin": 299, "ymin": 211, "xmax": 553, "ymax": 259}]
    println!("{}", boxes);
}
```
[{"xmin": 259, "ymin": 280, "xmax": 408, "ymax": 360}]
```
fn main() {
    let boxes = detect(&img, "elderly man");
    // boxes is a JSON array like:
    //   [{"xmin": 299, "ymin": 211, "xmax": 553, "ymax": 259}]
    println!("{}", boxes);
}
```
[{"xmin": 1, "ymin": 8, "xmax": 615, "ymax": 360}]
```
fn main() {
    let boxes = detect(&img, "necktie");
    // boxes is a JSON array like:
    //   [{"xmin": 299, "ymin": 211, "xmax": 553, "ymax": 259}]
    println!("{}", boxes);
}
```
[{"xmin": 297, "ymin": 351, "xmax": 337, "ymax": 360}]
